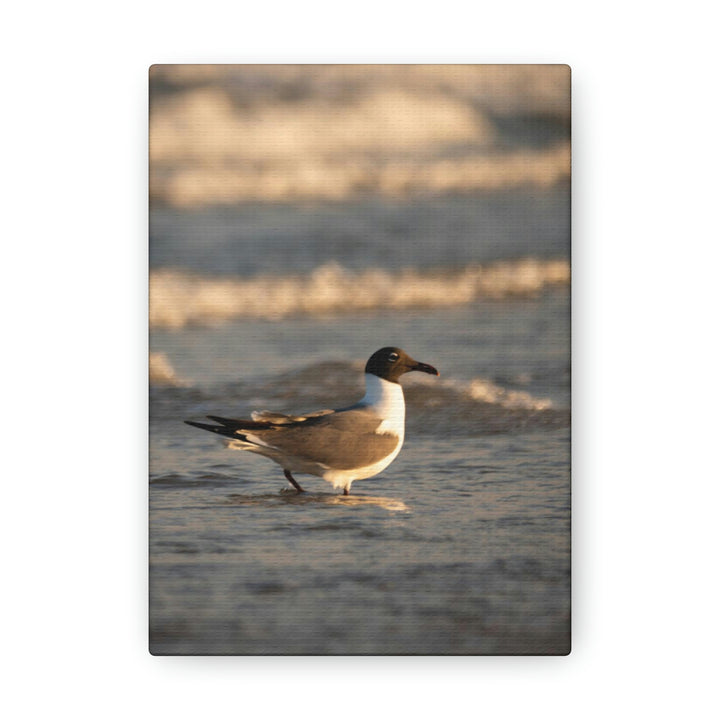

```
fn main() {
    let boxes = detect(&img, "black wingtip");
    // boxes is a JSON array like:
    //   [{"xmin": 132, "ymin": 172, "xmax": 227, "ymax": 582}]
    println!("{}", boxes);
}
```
[
  {"xmin": 184, "ymin": 419, "xmax": 234, "ymax": 437},
  {"xmin": 206, "ymin": 415, "xmax": 238, "ymax": 426}
]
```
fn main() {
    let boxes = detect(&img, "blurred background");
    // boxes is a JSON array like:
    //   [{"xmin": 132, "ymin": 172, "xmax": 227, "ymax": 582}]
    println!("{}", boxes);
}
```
[
  {"xmin": 149, "ymin": 65, "xmax": 571, "ymax": 655},
  {"xmin": 149, "ymin": 64, "xmax": 569, "ymax": 336},
  {"xmin": 150, "ymin": 64, "xmax": 569, "ymax": 208}
]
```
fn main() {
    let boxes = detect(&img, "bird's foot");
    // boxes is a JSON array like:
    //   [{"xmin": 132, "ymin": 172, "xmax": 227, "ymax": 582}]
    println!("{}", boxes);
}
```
[
  {"xmin": 343, "ymin": 488, "xmax": 350, "ymax": 496},
  {"xmin": 284, "ymin": 469, "xmax": 305, "ymax": 493}
]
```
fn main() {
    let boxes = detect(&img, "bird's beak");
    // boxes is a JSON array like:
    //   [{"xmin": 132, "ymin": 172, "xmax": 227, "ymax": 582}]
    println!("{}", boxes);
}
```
[{"xmin": 410, "ymin": 360, "xmax": 439, "ymax": 376}]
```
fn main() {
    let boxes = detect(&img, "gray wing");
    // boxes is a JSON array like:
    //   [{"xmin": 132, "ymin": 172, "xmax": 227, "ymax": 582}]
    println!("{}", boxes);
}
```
[
  {"xmin": 251, "ymin": 409, "xmax": 334, "ymax": 423},
  {"xmin": 249, "ymin": 407, "xmax": 399, "ymax": 470}
]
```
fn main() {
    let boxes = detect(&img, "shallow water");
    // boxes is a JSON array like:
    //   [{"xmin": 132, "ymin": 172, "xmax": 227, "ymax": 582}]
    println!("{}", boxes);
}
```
[
  {"xmin": 149, "ymin": 192, "xmax": 570, "ymax": 655},
  {"xmin": 150, "ymin": 428, "xmax": 569, "ymax": 654}
]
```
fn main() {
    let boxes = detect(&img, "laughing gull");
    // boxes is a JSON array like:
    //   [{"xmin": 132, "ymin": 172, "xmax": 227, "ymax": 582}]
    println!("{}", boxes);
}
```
[{"xmin": 185, "ymin": 347, "xmax": 438, "ymax": 495}]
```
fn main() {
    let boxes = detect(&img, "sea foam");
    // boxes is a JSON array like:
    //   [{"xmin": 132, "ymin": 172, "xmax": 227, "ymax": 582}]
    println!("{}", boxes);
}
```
[
  {"xmin": 149, "ymin": 352, "xmax": 187, "ymax": 386},
  {"xmin": 150, "ymin": 259, "xmax": 569, "ymax": 329}
]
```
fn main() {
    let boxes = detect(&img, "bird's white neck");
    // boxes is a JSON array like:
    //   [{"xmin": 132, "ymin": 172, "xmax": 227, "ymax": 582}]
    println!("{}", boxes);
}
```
[{"xmin": 361, "ymin": 373, "xmax": 405, "ymax": 423}]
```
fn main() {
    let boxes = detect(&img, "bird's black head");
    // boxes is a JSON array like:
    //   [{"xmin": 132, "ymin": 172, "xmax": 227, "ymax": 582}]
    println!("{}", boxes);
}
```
[{"xmin": 364, "ymin": 347, "xmax": 439, "ymax": 384}]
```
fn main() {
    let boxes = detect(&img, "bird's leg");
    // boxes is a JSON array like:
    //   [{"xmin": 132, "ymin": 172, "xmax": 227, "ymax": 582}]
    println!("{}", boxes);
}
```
[
  {"xmin": 284, "ymin": 469, "xmax": 305, "ymax": 493},
  {"xmin": 343, "ymin": 487, "xmax": 350, "ymax": 496}
]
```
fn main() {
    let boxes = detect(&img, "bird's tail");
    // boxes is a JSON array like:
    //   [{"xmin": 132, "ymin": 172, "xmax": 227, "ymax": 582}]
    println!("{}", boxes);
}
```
[{"xmin": 184, "ymin": 415, "xmax": 273, "ymax": 440}]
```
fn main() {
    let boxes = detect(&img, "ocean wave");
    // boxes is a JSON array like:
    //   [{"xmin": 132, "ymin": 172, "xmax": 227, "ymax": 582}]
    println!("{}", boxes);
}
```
[
  {"xmin": 150, "ymin": 65, "xmax": 570, "ymax": 206},
  {"xmin": 245, "ymin": 360, "xmax": 556, "ymax": 411},
  {"xmin": 149, "ymin": 352, "xmax": 187, "ymax": 386},
  {"xmin": 152, "ymin": 145, "xmax": 569, "ymax": 207},
  {"xmin": 400, "ymin": 373, "xmax": 565, "ymax": 433},
  {"xmin": 150, "ymin": 259, "xmax": 569, "ymax": 329},
  {"xmin": 152, "ymin": 358, "xmax": 567, "ymax": 435},
  {"xmin": 429, "ymin": 376, "xmax": 553, "ymax": 411}
]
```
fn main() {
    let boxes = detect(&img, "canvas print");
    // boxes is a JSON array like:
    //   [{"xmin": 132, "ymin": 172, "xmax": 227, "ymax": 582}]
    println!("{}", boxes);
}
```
[{"xmin": 149, "ymin": 64, "xmax": 571, "ymax": 655}]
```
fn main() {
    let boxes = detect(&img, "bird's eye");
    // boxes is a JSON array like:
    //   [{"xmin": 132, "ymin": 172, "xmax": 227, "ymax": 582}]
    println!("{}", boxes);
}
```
[{"xmin": 388, "ymin": 352, "xmax": 399, "ymax": 362}]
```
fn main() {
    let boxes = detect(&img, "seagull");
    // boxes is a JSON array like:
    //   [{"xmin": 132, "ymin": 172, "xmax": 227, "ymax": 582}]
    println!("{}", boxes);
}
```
[{"xmin": 185, "ymin": 347, "xmax": 439, "ymax": 495}]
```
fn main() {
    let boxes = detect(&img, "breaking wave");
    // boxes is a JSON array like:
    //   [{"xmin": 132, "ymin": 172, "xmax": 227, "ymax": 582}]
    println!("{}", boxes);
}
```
[
  {"xmin": 149, "ymin": 65, "xmax": 570, "ymax": 207},
  {"xmin": 149, "ymin": 352, "xmax": 187, "ymax": 387},
  {"xmin": 152, "ymin": 359, "xmax": 568, "ymax": 434},
  {"xmin": 432, "ymin": 376, "xmax": 553, "ymax": 411},
  {"xmin": 150, "ymin": 258, "xmax": 569, "ymax": 329}
]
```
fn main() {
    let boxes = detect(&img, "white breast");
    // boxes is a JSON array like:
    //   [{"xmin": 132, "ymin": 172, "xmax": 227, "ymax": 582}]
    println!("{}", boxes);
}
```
[
  {"xmin": 321, "ymin": 375, "xmax": 407, "ymax": 489},
  {"xmin": 360, "ymin": 373, "xmax": 406, "ymax": 440}
]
